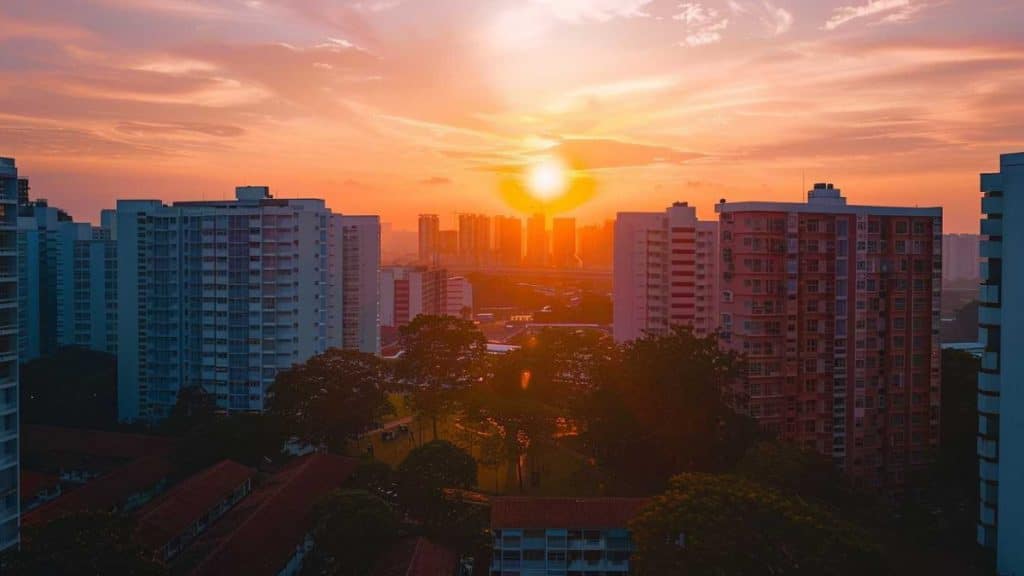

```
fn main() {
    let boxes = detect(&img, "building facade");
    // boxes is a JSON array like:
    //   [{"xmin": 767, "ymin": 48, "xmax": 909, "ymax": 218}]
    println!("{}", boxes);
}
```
[
  {"xmin": 525, "ymin": 213, "xmax": 547, "ymax": 267},
  {"xmin": 552, "ymin": 217, "xmax": 577, "ymax": 268},
  {"xmin": 418, "ymin": 214, "xmax": 440, "ymax": 266},
  {"xmin": 494, "ymin": 215, "xmax": 523, "ymax": 266},
  {"xmin": 446, "ymin": 275, "xmax": 473, "ymax": 318},
  {"xmin": 458, "ymin": 214, "xmax": 491, "ymax": 267},
  {"xmin": 717, "ymin": 184, "xmax": 942, "ymax": 490},
  {"xmin": 580, "ymin": 220, "xmax": 614, "ymax": 270},
  {"xmin": 977, "ymin": 152, "xmax": 1023, "ymax": 575},
  {"xmin": 613, "ymin": 202, "xmax": 718, "ymax": 343},
  {"xmin": 17, "ymin": 195, "xmax": 117, "ymax": 361},
  {"xmin": 942, "ymin": 233, "xmax": 980, "ymax": 285},
  {"xmin": 489, "ymin": 498, "xmax": 644, "ymax": 576},
  {"xmin": 0, "ymin": 158, "xmax": 20, "ymax": 551},
  {"xmin": 115, "ymin": 187, "xmax": 379, "ymax": 423},
  {"xmin": 380, "ymin": 266, "xmax": 447, "ymax": 328}
]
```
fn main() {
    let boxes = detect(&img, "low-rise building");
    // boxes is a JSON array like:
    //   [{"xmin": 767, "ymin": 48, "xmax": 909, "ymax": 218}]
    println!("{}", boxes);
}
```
[{"xmin": 489, "ymin": 497, "xmax": 646, "ymax": 576}]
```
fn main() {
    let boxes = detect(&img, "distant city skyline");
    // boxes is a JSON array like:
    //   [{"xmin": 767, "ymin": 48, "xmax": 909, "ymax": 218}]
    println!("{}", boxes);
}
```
[{"xmin": 2, "ymin": 1, "xmax": 1021, "ymax": 233}]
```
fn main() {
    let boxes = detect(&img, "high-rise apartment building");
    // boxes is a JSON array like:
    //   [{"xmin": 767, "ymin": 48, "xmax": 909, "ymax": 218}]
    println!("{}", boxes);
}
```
[
  {"xmin": 115, "ymin": 186, "xmax": 379, "ymax": 423},
  {"xmin": 580, "ymin": 220, "xmax": 614, "ymax": 269},
  {"xmin": 942, "ymin": 233, "xmax": 980, "ymax": 285},
  {"xmin": 17, "ymin": 196, "xmax": 117, "ymax": 361},
  {"xmin": 418, "ymin": 214, "xmax": 440, "ymax": 266},
  {"xmin": 613, "ymin": 202, "xmax": 718, "ymax": 342},
  {"xmin": 494, "ymin": 215, "xmax": 523, "ymax": 266},
  {"xmin": 977, "ymin": 153, "xmax": 1023, "ymax": 573},
  {"xmin": 458, "ymin": 214, "xmax": 491, "ymax": 267},
  {"xmin": 525, "ymin": 213, "xmax": 547, "ymax": 267},
  {"xmin": 0, "ymin": 158, "xmax": 20, "ymax": 551},
  {"xmin": 438, "ymin": 229, "xmax": 458, "ymax": 264},
  {"xmin": 717, "ymin": 184, "xmax": 942, "ymax": 490},
  {"xmin": 380, "ymin": 266, "xmax": 447, "ymax": 328},
  {"xmin": 551, "ymin": 217, "xmax": 577, "ymax": 268}
]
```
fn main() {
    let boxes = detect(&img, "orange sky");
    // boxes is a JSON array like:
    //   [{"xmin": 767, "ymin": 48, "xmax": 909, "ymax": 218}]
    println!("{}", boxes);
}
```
[{"xmin": 2, "ymin": 0, "xmax": 1022, "ymax": 233}]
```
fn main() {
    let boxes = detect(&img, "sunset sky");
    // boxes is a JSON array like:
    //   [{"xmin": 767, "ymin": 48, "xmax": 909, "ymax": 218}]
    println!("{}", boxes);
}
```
[{"xmin": 2, "ymin": 0, "xmax": 1022, "ymax": 232}]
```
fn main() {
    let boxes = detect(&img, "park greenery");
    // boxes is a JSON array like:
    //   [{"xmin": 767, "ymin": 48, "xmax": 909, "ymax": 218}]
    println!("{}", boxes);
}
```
[{"xmin": 8, "ymin": 318, "xmax": 988, "ymax": 574}]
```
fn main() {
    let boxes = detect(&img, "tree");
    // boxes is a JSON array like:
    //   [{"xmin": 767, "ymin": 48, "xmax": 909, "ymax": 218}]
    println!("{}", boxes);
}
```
[
  {"xmin": 397, "ymin": 440, "xmax": 477, "ymax": 528},
  {"xmin": 630, "ymin": 473, "xmax": 883, "ymax": 575},
  {"xmin": 735, "ymin": 441, "xmax": 850, "ymax": 506},
  {"xmin": 268, "ymin": 349, "xmax": 393, "ymax": 451},
  {"xmin": 9, "ymin": 511, "xmax": 166, "ymax": 576},
  {"xmin": 345, "ymin": 459, "xmax": 395, "ymax": 502},
  {"xmin": 301, "ymin": 490, "xmax": 400, "ymax": 576},
  {"xmin": 20, "ymin": 348, "xmax": 117, "ymax": 429},
  {"xmin": 397, "ymin": 315, "xmax": 487, "ymax": 439},
  {"xmin": 579, "ymin": 327, "xmax": 758, "ymax": 492}
]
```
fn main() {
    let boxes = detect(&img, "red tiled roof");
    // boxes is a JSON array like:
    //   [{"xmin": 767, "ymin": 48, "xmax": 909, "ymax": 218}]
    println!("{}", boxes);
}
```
[
  {"xmin": 134, "ymin": 460, "xmax": 255, "ymax": 551},
  {"xmin": 23, "ymin": 454, "xmax": 173, "ymax": 527},
  {"xmin": 188, "ymin": 453, "xmax": 359, "ymax": 576},
  {"xmin": 373, "ymin": 538, "xmax": 457, "ymax": 576},
  {"xmin": 24, "ymin": 425, "xmax": 175, "ymax": 460},
  {"xmin": 490, "ymin": 497, "xmax": 648, "ymax": 529},
  {"xmin": 20, "ymin": 470, "xmax": 60, "ymax": 502}
]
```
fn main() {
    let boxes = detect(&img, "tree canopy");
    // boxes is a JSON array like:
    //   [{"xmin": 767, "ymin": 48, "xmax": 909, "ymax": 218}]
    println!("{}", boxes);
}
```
[
  {"xmin": 9, "ymin": 511, "xmax": 166, "ymax": 576},
  {"xmin": 630, "ymin": 473, "xmax": 883, "ymax": 576},
  {"xmin": 268, "ymin": 348, "xmax": 393, "ymax": 451},
  {"xmin": 20, "ymin": 348, "xmax": 117, "ymax": 429},
  {"xmin": 397, "ymin": 440, "xmax": 477, "ymax": 528},
  {"xmin": 301, "ymin": 490, "xmax": 400, "ymax": 576}
]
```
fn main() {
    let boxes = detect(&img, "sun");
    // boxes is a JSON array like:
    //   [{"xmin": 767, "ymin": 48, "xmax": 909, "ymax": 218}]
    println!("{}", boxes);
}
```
[{"xmin": 527, "ymin": 157, "xmax": 568, "ymax": 202}]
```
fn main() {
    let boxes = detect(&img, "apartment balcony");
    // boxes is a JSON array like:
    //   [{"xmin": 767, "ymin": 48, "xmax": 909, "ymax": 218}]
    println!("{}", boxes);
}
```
[
  {"xmin": 980, "ymin": 218, "xmax": 1003, "ymax": 237},
  {"xmin": 977, "ymin": 370, "xmax": 999, "ymax": 394},
  {"xmin": 980, "ymin": 173, "xmax": 1003, "ymax": 193},
  {"xmin": 979, "ymin": 240, "xmax": 1002, "ymax": 259},
  {"xmin": 979, "ymin": 305, "xmax": 1001, "ymax": 326},
  {"xmin": 978, "ymin": 393, "xmax": 1000, "ymax": 415},
  {"xmin": 981, "ymin": 196, "xmax": 1003, "ymax": 216},
  {"xmin": 979, "ymin": 285, "xmax": 1000, "ymax": 305},
  {"xmin": 978, "ymin": 437, "xmax": 998, "ymax": 460}
]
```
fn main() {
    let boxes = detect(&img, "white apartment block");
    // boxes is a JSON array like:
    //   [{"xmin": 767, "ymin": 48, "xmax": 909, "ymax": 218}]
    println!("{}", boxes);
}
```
[
  {"xmin": 380, "ymin": 266, "xmax": 446, "ymax": 328},
  {"xmin": 0, "ymin": 158, "xmax": 20, "ymax": 551},
  {"xmin": 446, "ymin": 276, "xmax": 473, "ymax": 318},
  {"xmin": 17, "ymin": 198, "xmax": 117, "ymax": 361},
  {"xmin": 115, "ymin": 186, "xmax": 379, "ymax": 423},
  {"xmin": 613, "ymin": 202, "xmax": 718, "ymax": 342}
]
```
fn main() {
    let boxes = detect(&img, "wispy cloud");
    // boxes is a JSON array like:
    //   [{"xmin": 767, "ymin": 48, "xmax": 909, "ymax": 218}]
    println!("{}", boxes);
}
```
[
  {"xmin": 529, "ymin": 0, "xmax": 653, "ymax": 23},
  {"xmin": 823, "ymin": 0, "xmax": 924, "ymax": 31},
  {"xmin": 674, "ymin": 3, "xmax": 730, "ymax": 46}
]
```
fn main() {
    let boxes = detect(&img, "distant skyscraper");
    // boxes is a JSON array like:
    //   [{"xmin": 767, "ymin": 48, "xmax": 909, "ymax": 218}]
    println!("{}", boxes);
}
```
[
  {"xmin": 418, "ymin": 214, "xmax": 440, "ymax": 266},
  {"xmin": 438, "ymin": 229, "xmax": 458, "ymax": 265},
  {"xmin": 0, "ymin": 158, "xmax": 20, "ymax": 551},
  {"xmin": 494, "ymin": 215, "xmax": 523, "ymax": 266},
  {"xmin": 525, "ymin": 213, "xmax": 547, "ymax": 267},
  {"xmin": 977, "ymin": 153, "xmax": 1023, "ymax": 574},
  {"xmin": 17, "ymin": 195, "xmax": 117, "ymax": 361},
  {"xmin": 380, "ymin": 266, "xmax": 447, "ymax": 327},
  {"xmin": 446, "ymin": 276, "xmax": 473, "ymax": 318},
  {"xmin": 458, "ymin": 214, "xmax": 491, "ymax": 266},
  {"xmin": 551, "ymin": 217, "xmax": 577, "ymax": 268},
  {"xmin": 717, "ymin": 184, "xmax": 942, "ymax": 490},
  {"xmin": 942, "ymin": 233, "xmax": 980, "ymax": 285},
  {"xmin": 580, "ymin": 220, "xmax": 614, "ymax": 269},
  {"xmin": 614, "ymin": 202, "xmax": 718, "ymax": 342},
  {"xmin": 115, "ymin": 186, "xmax": 379, "ymax": 423}
]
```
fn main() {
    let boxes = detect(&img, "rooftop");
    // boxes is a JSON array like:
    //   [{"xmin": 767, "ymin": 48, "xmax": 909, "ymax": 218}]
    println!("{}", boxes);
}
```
[
  {"xmin": 135, "ymin": 460, "xmax": 255, "ymax": 551},
  {"xmin": 186, "ymin": 453, "xmax": 358, "ymax": 576},
  {"xmin": 24, "ymin": 425, "xmax": 175, "ymax": 461},
  {"xmin": 491, "ymin": 497, "xmax": 648, "ymax": 530},
  {"xmin": 372, "ymin": 538, "xmax": 457, "ymax": 576}
]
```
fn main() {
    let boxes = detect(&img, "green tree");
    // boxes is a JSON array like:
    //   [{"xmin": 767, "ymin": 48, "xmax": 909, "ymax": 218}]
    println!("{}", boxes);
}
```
[
  {"xmin": 735, "ymin": 441, "xmax": 850, "ymax": 506},
  {"xmin": 9, "ymin": 511, "xmax": 166, "ymax": 576},
  {"xmin": 268, "ymin": 348, "xmax": 393, "ymax": 451},
  {"xmin": 630, "ymin": 473, "xmax": 883, "ymax": 575},
  {"xmin": 20, "ymin": 348, "xmax": 118, "ymax": 429},
  {"xmin": 580, "ymin": 327, "xmax": 758, "ymax": 492},
  {"xmin": 397, "ymin": 440, "xmax": 477, "ymax": 528},
  {"xmin": 397, "ymin": 315, "xmax": 487, "ymax": 439},
  {"xmin": 345, "ymin": 459, "xmax": 395, "ymax": 500},
  {"xmin": 301, "ymin": 490, "xmax": 400, "ymax": 576}
]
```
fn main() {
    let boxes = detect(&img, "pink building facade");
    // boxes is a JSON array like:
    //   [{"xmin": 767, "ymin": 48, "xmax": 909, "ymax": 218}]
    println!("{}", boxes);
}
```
[{"xmin": 717, "ymin": 184, "xmax": 942, "ymax": 490}]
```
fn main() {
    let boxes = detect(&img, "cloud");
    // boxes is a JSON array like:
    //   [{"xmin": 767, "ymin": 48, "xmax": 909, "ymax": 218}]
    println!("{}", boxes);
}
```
[
  {"xmin": 762, "ymin": 1, "xmax": 793, "ymax": 35},
  {"xmin": 419, "ymin": 176, "xmax": 452, "ymax": 185},
  {"xmin": 115, "ymin": 121, "xmax": 245, "ymax": 137},
  {"xmin": 543, "ymin": 138, "xmax": 703, "ymax": 170},
  {"xmin": 823, "ymin": 0, "xmax": 923, "ymax": 31},
  {"xmin": 529, "ymin": 0, "xmax": 653, "ymax": 23},
  {"xmin": 673, "ymin": 3, "xmax": 729, "ymax": 46}
]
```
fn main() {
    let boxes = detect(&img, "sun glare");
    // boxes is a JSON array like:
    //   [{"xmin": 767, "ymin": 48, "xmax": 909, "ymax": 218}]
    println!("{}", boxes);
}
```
[{"xmin": 527, "ymin": 158, "xmax": 568, "ymax": 202}]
